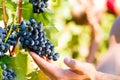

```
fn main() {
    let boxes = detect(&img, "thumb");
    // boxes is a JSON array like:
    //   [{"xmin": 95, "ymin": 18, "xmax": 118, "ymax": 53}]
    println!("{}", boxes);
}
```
[
  {"xmin": 64, "ymin": 58, "xmax": 95, "ymax": 73},
  {"xmin": 64, "ymin": 58, "xmax": 78, "ymax": 69},
  {"xmin": 64, "ymin": 58, "xmax": 96, "ymax": 80},
  {"xmin": 64, "ymin": 58, "xmax": 84, "ymax": 74},
  {"xmin": 64, "ymin": 57, "xmax": 95, "ymax": 70}
]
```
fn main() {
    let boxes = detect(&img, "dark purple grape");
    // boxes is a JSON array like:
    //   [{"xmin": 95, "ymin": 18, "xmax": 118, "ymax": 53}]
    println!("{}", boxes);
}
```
[
  {"xmin": 53, "ymin": 53, "xmax": 60, "ymax": 61},
  {"xmin": 2, "ymin": 71, "xmax": 7, "ymax": 76},
  {"xmin": 28, "ymin": 27, "xmax": 34, "ymax": 32},
  {"xmin": 18, "ymin": 19, "xmax": 59, "ymax": 61},
  {"xmin": 11, "ymin": 72, "xmax": 16, "ymax": 78},
  {"xmin": 20, "ymin": 23, "xmax": 26, "ymax": 30},
  {"xmin": 26, "ymin": 21, "xmax": 31, "ymax": 26},
  {"xmin": 0, "ymin": 44, "xmax": 5, "ymax": 51},
  {"xmin": 1, "ymin": 64, "xmax": 16, "ymax": 80},
  {"xmin": 2, "ymin": 64, "xmax": 7, "ymax": 70},
  {"xmin": 24, "ymin": 40, "xmax": 30, "ymax": 45},
  {"xmin": 9, "ymin": 34, "xmax": 17, "ymax": 40},
  {"xmin": 48, "ymin": 55, "xmax": 53, "ymax": 60},
  {"xmin": 7, "ymin": 68, "xmax": 13, "ymax": 72},
  {"xmin": 29, "ymin": 0, "xmax": 48, "ymax": 14},
  {"xmin": 29, "ymin": 18, "xmax": 36, "ymax": 24},
  {"xmin": 0, "ymin": 26, "xmax": 17, "ymax": 57},
  {"xmin": 2, "ymin": 76, "xmax": 8, "ymax": 80}
]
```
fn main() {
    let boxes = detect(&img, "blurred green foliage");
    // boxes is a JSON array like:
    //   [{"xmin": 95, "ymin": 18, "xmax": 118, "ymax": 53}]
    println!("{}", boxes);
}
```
[{"xmin": 50, "ymin": 0, "xmax": 116, "ymax": 64}]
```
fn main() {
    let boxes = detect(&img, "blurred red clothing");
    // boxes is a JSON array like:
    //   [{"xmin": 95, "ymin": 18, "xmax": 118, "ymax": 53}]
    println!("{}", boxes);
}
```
[{"xmin": 107, "ymin": 0, "xmax": 115, "ymax": 13}]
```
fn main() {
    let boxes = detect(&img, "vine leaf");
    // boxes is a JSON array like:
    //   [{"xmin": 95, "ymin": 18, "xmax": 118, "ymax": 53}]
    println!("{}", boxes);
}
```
[
  {"xmin": 0, "ymin": 8, "xmax": 3, "ymax": 20},
  {"xmin": 45, "ymin": 26, "xmax": 58, "ymax": 46},
  {"xmin": 12, "ymin": 53, "xmax": 28, "ymax": 80},
  {"xmin": 0, "ymin": 67, "xmax": 2, "ymax": 80},
  {"xmin": 5, "ymin": 2, "xmax": 16, "ymax": 12},
  {"xmin": 26, "ymin": 71, "xmax": 39, "ymax": 80},
  {"xmin": 22, "ymin": 3, "xmax": 33, "ymax": 20},
  {"xmin": 11, "ymin": 52, "xmax": 38, "ymax": 80},
  {"xmin": 0, "ymin": 55, "xmax": 12, "ymax": 65},
  {"xmin": 22, "ymin": 0, "xmax": 29, "ymax": 3},
  {"xmin": 37, "ymin": 70, "xmax": 49, "ymax": 80}
]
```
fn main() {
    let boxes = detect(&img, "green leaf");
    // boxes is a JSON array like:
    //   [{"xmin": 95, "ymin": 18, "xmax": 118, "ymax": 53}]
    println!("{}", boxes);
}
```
[
  {"xmin": 33, "ymin": 8, "xmax": 54, "ymax": 26},
  {"xmin": 11, "ymin": 52, "xmax": 37, "ymax": 80},
  {"xmin": 0, "ymin": 8, "xmax": 3, "ymax": 20},
  {"xmin": 0, "ymin": 55, "xmax": 12, "ymax": 65},
  {"xmin": 0, "ymin": 66, "xmax": 2, "ymax": 80},
  {"xmin": 33, "ymin": 14, "xmax": 44, "ymax": 24},
  {"xmin": 44, "ymin": 8, "xmax": 54, "ymax": 15},
  {"xmin": 27, "ymin": 71, "xmax": 39, "ymax": 80},
  {"xmin": 52, "ymin": 0, "xmax": 56, "ymax": 2},
  {"xmin": 22, "ymin": 0, "xmax": 29, "ymax": 4},
  {"xmin": 42, "ymin": 13, "xmax": 50, "ymax": 25},
  {"xmin": 45, "ymin": 26, "xmax": 58, "ymax": 46},
  {"xmin": 12, "ymin": 53, "xmax": 28, "ymax": 80},
  {"xmin": 5, "ymin": 2, "xmax": 16, "ymax": 12},
  {"xmin": 0, "ymin": 0, "xmax": 2, "ymax": 5},
  {"xmin": 22, "ymin": 3, "xmax": 33, "ymax": 20}
]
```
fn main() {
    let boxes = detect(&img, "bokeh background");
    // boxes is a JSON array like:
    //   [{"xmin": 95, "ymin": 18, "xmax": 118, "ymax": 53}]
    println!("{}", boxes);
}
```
[{"xmin": 48, "ymin": 0, "xmax": 116, "ymax": 67}]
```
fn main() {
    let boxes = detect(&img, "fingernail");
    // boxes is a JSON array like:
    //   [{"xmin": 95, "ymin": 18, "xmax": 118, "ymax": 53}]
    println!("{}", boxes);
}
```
[{"xmin": 64, "ymin": 58, "xmax": 71, "ymax": 64}]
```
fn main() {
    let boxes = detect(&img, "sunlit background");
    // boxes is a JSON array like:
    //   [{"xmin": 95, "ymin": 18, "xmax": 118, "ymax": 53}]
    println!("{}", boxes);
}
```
[{"xmin": 47, "ymin": 0, "xmax": 116, "ymax": 67}]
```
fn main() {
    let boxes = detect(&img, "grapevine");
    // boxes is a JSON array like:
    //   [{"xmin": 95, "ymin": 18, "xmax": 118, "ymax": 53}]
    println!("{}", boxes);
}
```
[{"xmin": 0, "ymin": 0, "xmax": 60, "ymax": 80}]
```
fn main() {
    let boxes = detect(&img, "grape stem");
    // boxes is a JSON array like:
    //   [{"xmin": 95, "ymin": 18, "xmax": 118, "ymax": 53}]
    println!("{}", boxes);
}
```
[
  {"xmin": 11, "ymin": 0, "xmax": 22, "ymax": 56},
  {"xmin": 18, "ymin": 0, "xmax": 22, "ymax": 23},
  {"xmin": 4, "ymin": 23, "xmax": 13, "ymax": 44},
  {"xmin": 2, "ymin": 0, "xmax": 7, "ymax": 33}
]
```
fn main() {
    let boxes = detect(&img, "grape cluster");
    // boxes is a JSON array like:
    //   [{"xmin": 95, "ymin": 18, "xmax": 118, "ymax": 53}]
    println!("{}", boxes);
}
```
[
  {"xmin": 29, "ymin": 0, "xmax": 49, "ymax": 13},
  {"xmin": 18, "ymin": 18, "xmax": 59, "ymax": 61},
  {"xmin": 0, "ymin": 27, "xmax": 17, "ymax": 57},
  {"xmin": 1, "ymin": 64, "xmax": 16, "ymax": 80}
]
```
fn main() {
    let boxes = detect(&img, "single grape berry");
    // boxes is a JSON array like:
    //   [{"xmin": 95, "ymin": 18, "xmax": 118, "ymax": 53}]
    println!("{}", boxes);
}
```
[{"xmin": 53, "ymin": 53, "xmax": 60, "ymax": 61}]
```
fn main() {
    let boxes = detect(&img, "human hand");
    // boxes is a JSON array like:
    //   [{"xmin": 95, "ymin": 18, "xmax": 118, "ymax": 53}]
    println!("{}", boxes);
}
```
[{"xmin": 30, "ymin": 52, "xmax": 97, "ymax": 80}]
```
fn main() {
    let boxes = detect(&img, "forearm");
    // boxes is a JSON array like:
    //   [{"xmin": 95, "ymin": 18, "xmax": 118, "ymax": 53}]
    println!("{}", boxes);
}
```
[{"xmin": 96, "ymin": 71, "xmax": 120, "ymax": 80}]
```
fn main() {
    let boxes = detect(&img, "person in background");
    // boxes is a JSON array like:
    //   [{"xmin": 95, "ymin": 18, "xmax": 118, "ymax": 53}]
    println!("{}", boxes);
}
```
[
  {"xmin": 71, "ymin": 0, "xmax": 120, "ymax": 63},
  {"xmin": 30, "ymin": 16, "xmax": 120, "ymax": 80}
]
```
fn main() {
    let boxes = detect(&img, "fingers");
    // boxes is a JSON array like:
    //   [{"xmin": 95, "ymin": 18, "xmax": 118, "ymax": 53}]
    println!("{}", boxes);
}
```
[
  {"xmin": 29, "ymin": 52, "xmax": 62, "ymax": 78},
  {"xmin": 64, "ymin": 58, "xmax": 95, "ymax": 73},
  {"xmin": 30, "ymin": 53, "xmax": 92, "ymax": 80},
  {"xmin": 64, "ymin": 57, "xmax": 94, "ymax": 69},
  {"xmin": 64, "ymin": 58, "xmax": 80, "ymax": 69},
  {"xmin": 30, "ymin": 51, "xmax": 50, "ymax": 68},
  {"xmin": 64, "ymin": 58, "xmax": 96, "ymax": 80},
  {"xmin": 64, "ymin": 58, "xmax": 84, "ymax": 74}
]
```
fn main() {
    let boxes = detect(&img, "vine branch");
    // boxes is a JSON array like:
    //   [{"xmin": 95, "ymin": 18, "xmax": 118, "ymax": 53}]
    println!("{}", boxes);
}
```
[
  {"xmin": 11, "ymin": 0, "xmax": 22, "ymax": 56},
  {"xmin": 18, "ymin": 0, "xmax": 22, "ymax": 23},
  {"xmin": 2, "ymin": 0, "xmax": 7, "ymax": 32}
]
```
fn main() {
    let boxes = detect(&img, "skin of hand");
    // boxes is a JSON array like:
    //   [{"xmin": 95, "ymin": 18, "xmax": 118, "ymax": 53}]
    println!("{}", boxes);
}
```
[{"xmin": 30, "ymin": 51, "xmax": 97, "ymax": 80}]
